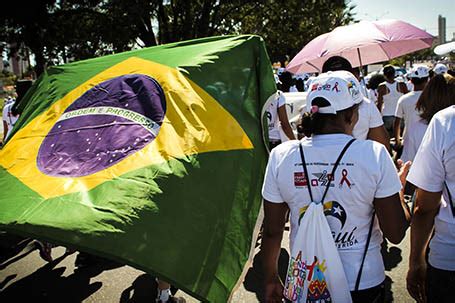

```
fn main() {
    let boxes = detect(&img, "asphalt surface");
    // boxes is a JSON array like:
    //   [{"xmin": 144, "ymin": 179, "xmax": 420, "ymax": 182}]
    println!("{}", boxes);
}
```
[{"xmin": 0, "ymin": 226, "xmax": 415, "ymax": 302}]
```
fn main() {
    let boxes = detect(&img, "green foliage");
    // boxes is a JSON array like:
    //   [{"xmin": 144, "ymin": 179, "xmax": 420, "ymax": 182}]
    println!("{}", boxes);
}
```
[
  {"xmin": 1, "ymin": 0, "xmax": 355, "ymax": 74},
  {"xmin": 239, "ymin": 0, "xmax": 355, "ymax": 63},
  {"xmin": 0, "ymin": 70, "xmax": 17, "ymax": 86}
]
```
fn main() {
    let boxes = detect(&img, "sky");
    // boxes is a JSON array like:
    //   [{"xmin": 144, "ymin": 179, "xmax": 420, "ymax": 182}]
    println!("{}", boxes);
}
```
[{"xmin": 352, "ymin": 0, "xmax": 455, "ymax": 42}]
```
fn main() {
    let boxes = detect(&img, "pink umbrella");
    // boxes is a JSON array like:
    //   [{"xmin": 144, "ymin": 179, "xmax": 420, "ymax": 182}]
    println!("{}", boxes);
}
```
[{"xmin": 286, "ymin": 19, "xmax": 434, "ymax": 74}]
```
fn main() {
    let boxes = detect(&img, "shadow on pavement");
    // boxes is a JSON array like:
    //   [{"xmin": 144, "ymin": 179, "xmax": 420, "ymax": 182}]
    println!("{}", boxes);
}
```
[
  {"xmin": 120, "ymin": 274, "xmax": 179, "ymax": 303},
  {"xmin": 0, "ymin": 232, "xmax": 33, "ymax": 265},
  {"xmin": 243, "ymin": 248, "xmax": 289, "ymax": 302},
  {"xmin": 381, "ymin": 239, "xmax": 403, "ymax": 271},
  {"xmin": 384, "ymin": 275, "xmax": 394, "ymax": 303},
  {"xmin": 0, "ymin": 251, "xmax": 123, "ymax": 302},
  {"xmin": 381, "ymin": 238, "xmax": 402, "ymax": 303},
  {"xmin": 120, "ymin": 273, "xmax": 157, "ymax": 302}
]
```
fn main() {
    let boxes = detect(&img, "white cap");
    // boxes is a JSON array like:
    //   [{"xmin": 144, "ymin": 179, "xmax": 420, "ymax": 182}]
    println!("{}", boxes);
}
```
[
  {"xmin": 409, "ymin": 65, "xmax": 430, "ymax": 78},
  {"xmin": 277, "ymin": 67, "xmax": 285, "ymax": 75},
  {"xmin": 306, "ymin": 70, "xmax": 363, "ymax": 114},
  {"xmin": 433, "ymin": 63, "xmax": 448, "ymax": 75}
]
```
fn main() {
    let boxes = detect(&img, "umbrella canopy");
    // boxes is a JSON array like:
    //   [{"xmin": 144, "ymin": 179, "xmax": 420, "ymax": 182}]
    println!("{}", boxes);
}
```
[
  {"xmin": 287, "ymin": 19, "xmax": 434, "ymax": 74},
  {"xmin": 434, "ymin": 41, "xmax": 455, "ymax": 56}
]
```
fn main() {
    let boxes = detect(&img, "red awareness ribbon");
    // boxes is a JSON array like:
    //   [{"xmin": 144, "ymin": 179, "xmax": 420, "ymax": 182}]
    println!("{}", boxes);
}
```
[
  {"xmin": 340, "ymin": 169, "xmax": 351, "ymax": 188},
  {"xmin": 332, "ymin": 81, "xmax": 340, "ymax": 92}
]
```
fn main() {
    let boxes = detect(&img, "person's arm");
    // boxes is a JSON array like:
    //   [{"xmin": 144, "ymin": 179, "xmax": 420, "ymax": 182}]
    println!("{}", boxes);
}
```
[
  {"xmin": 376, "ymin": 84, "xmax": 386, "ymax": 112},
  {"xmin": 278, "ymin": 105, "xmax": 295, "ymax": 140},
  {"xmin": 262, "ymin": 200, "xmax": 288, "ymax": 302},
  {"xmin": 406, "ymin": 189, "xmax": 441, "ymax": 303},
  {"xmin": 367, "ymin": 125, "xmax": 390, "ymax": 151},
  {"xmin": 373, "ymin": 160, "xmax": 412, "ymax": 244},
  {"xmin": 394, "ymin": 117, "xmax": 402, "ymax": 144},
  {"xmin": 374, "ymin": 193, "xmax": 410, "ymax": 244}
]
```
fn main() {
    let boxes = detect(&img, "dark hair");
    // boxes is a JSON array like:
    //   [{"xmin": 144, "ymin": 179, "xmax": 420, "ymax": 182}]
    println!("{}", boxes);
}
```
[
  {"xmin": 410, "ymin": 77, "xmax": 428, "ymax": 86},
  {"xmin": 367, "ymin": 73, "xmax": 386, "ymax": 90},
  {"xmin": 297, "ymin": 97, "xmax": 358, "ymax": 137},
  {"xmin": 295, "ymin": 78, "xmax": 304, "ymax": 92},
  {"xmin": 383, "ymin": 65, "xmax": 395, "ymax": 78},
  {"xmin": 278, "ymin": 71, "xmax": 294, "ymax": 92},
  {"xmin": 416, "ymin": 74, "xmax": 455, "ymax": 124},
  {"xmin": 322, "ymin": 56, "xmax": 353, "ymax": 73},
  {"xmin": 11, "ymin": 79, "xmax": 33, "ymax": 116}
]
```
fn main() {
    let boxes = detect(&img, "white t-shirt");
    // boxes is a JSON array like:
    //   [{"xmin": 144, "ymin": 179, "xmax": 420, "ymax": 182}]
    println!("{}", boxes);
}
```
[
  {"xmin": 367, "ymin": 88, "xmax": 378, "ymax": 104},
  {"xmin": 262, "ymin": 134, "xmax": 402, "ymax": 290},
  {"xmin": 2, "ymin": 102, "xmax": 19, "ymax": 139},
  {"xmin": 401, "ymin": 119, "xmax": 428, "ymax": 163},
  {"xmin": 352, "ymin": 97, "xmax": 384, "ymax": 140},
  {"xmin": 395, "ymin": 91, "xmax": 422, "ymax": 137},
  {"xmin": 407, "ymin": 106, "xmax": 455, "ymax": 271},
  {"xmin": 266, "ymin": 92, "xmax": 286, "ymax": 141},
  {"xmin": 289, "ymin": 85, "xmax": 298, "ymax": 93},
  {"xmin": 382, "ymin": 81, "xmax": 404, "ymax": 116}
]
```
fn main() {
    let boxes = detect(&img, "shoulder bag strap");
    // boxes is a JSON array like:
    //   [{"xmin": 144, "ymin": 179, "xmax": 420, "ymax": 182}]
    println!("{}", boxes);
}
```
[
  {"xmin": 354, "ymin": 211, "xmax": 375, "ymax": 291},
  {"xmin": 444, "ymin": 182, "xmax": 455, "ymax": 217},
  {"xmin": 321, "ymin": 138, "xmax": 356, "ymax": 202},
  {"xmin": 299, "ymin": 138, "xmax": 356, "ymax": 203},
  {"xmin": 299, "ymin": 143, "xmax": 314, "ymax": 202}
]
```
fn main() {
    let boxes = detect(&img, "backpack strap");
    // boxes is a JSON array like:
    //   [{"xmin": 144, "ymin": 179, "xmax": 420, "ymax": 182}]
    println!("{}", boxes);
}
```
[
  {"xmin": 321, "ymin": 138, "xmax": 356, "ymax": 202},
  {"xmin": 354, "ymin": 212, "xmax": 375, "ymax": 291},
  {"xmin": 299, "ymin": 143, "xmax": 314, "ymax": 202},
  {"xmin": 299, "ymin": 138, "xmax": 356, "ymax": 203},
  {"xmin": 444, "ymin": 182, "xmax": 455, "ymax": 217}
]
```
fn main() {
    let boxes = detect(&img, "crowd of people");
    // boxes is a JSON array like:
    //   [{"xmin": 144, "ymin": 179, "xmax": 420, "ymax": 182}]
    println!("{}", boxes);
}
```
[
  {"xmin": 263, "ymin": 56, "xmax": 454, "ymax": 302},
  {"xmin": 2, "ymin": 55, "xmax": 454, "ymax": 302}
]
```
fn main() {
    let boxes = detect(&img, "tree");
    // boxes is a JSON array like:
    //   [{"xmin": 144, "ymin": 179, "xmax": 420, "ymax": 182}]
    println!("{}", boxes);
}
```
[
  {"xmin": 0, "ymin": 0, "xmax": 57, "ymax": 76},
  {"xmin": 239, "ymin": 0, "xmax": 355, "ymax": 64},
  {"xmin": 1, "ymin": 0, "xmax": 356, "ymax": 76}
]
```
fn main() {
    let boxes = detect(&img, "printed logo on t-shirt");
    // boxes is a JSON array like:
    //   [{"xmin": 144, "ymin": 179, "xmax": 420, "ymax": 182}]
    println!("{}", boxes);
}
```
[
  {"xmin": 294, "ymin": 169, "xmax": 335, "ymax": 188},
  {"xmin": 299, "ymin": 201, "xmax": 359, "ymax": 249},
  {"xmin": 338, "ymin": 169, "xmax": 355, "ymax": 189},
  {"xmin": 294, "ymin": 172, "xmax": 308, "ymax": 186},
  {"xmin": 312, "ymin": 171, "xmax": 334, "ymax": 187}
]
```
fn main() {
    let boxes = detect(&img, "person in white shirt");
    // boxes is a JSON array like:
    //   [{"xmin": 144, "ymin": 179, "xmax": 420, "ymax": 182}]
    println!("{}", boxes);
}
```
[
  {"xmin": 365, "ymin": 73, "xmax": 386, "ymax": 105},
  {"xmin": 377, "ymin": 65, "xmax": 408, "ymax": 138},
  {"xmin": 262, "ymin": 70, "xmax": 411, "ymax": 303},
  {"xmin": 2, "ymin": 101, "xmax": 19, "ymax": 143},
  {"xmin": 266, "ymin": 91, "xmax": 295, "ymax": 149},
  {"xmin": 394, "ymin": 65, "xmax": 430, "ymax": 154},
  {"xmin": 406, "ymin": 105, "xmax": 455, "ymax": 303},
  {"xmin": 321, "ymin": 56, "xmax": 389, "ymax": 149},
  {"xmin": 401, "ymin": 74, "xmax": 455, "ymax": 163}
]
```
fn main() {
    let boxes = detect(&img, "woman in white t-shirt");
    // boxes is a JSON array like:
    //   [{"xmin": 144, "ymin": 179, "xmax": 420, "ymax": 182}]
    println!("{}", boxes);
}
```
[
  {"xmin": 262, "ymin": 71, "xmax": 411, "ymax": 303},
  {"xmin": 406, "ymin": 105, "xmax": 455, "ymax": 303},
  {"xmin": 401, "ymin": 74, "xmax": 455, "ymax": 163}
]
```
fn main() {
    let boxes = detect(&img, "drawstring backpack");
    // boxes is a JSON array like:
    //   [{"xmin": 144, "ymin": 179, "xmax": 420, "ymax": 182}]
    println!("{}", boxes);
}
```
[{"xmin": 283, "ymin": 138, "xmax": 376, "ymax": 303}]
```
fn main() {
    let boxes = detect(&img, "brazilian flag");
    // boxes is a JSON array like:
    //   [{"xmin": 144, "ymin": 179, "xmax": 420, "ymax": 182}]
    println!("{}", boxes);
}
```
[{"xmin": 0, "ymin": 35, "xmax": 275, "ymax": 301}]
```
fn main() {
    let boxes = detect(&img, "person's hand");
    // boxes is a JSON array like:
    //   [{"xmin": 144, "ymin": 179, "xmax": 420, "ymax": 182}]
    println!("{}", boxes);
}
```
[
  {"xmin": 396, "ymin": 159, "xmax": 412, "ymax": 187},
  {"xmin": 406, "ymin": 262, "xmax": 427, "ymax": 303},
  {"xmin": 264, "ymin": 276, "xmax": 284, "ymax": 303}
]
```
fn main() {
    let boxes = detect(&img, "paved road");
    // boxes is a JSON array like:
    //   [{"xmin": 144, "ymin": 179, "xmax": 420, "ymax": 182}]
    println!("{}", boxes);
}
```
[{"xmin": 0, "ymin": 228, "xmax": 414, "ymax": 302}]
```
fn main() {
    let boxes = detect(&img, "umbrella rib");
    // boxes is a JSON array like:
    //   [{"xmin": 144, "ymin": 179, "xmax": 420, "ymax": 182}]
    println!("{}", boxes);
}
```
[{"xmin": 307, "ymin": 62, "xmax": 321, "ymax": 73}]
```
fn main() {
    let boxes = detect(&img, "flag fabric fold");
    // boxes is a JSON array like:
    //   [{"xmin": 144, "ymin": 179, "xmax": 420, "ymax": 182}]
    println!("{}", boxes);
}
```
[{"xmin": 0, "ymin": 35, "xmax": 276, "ymax": 302}]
